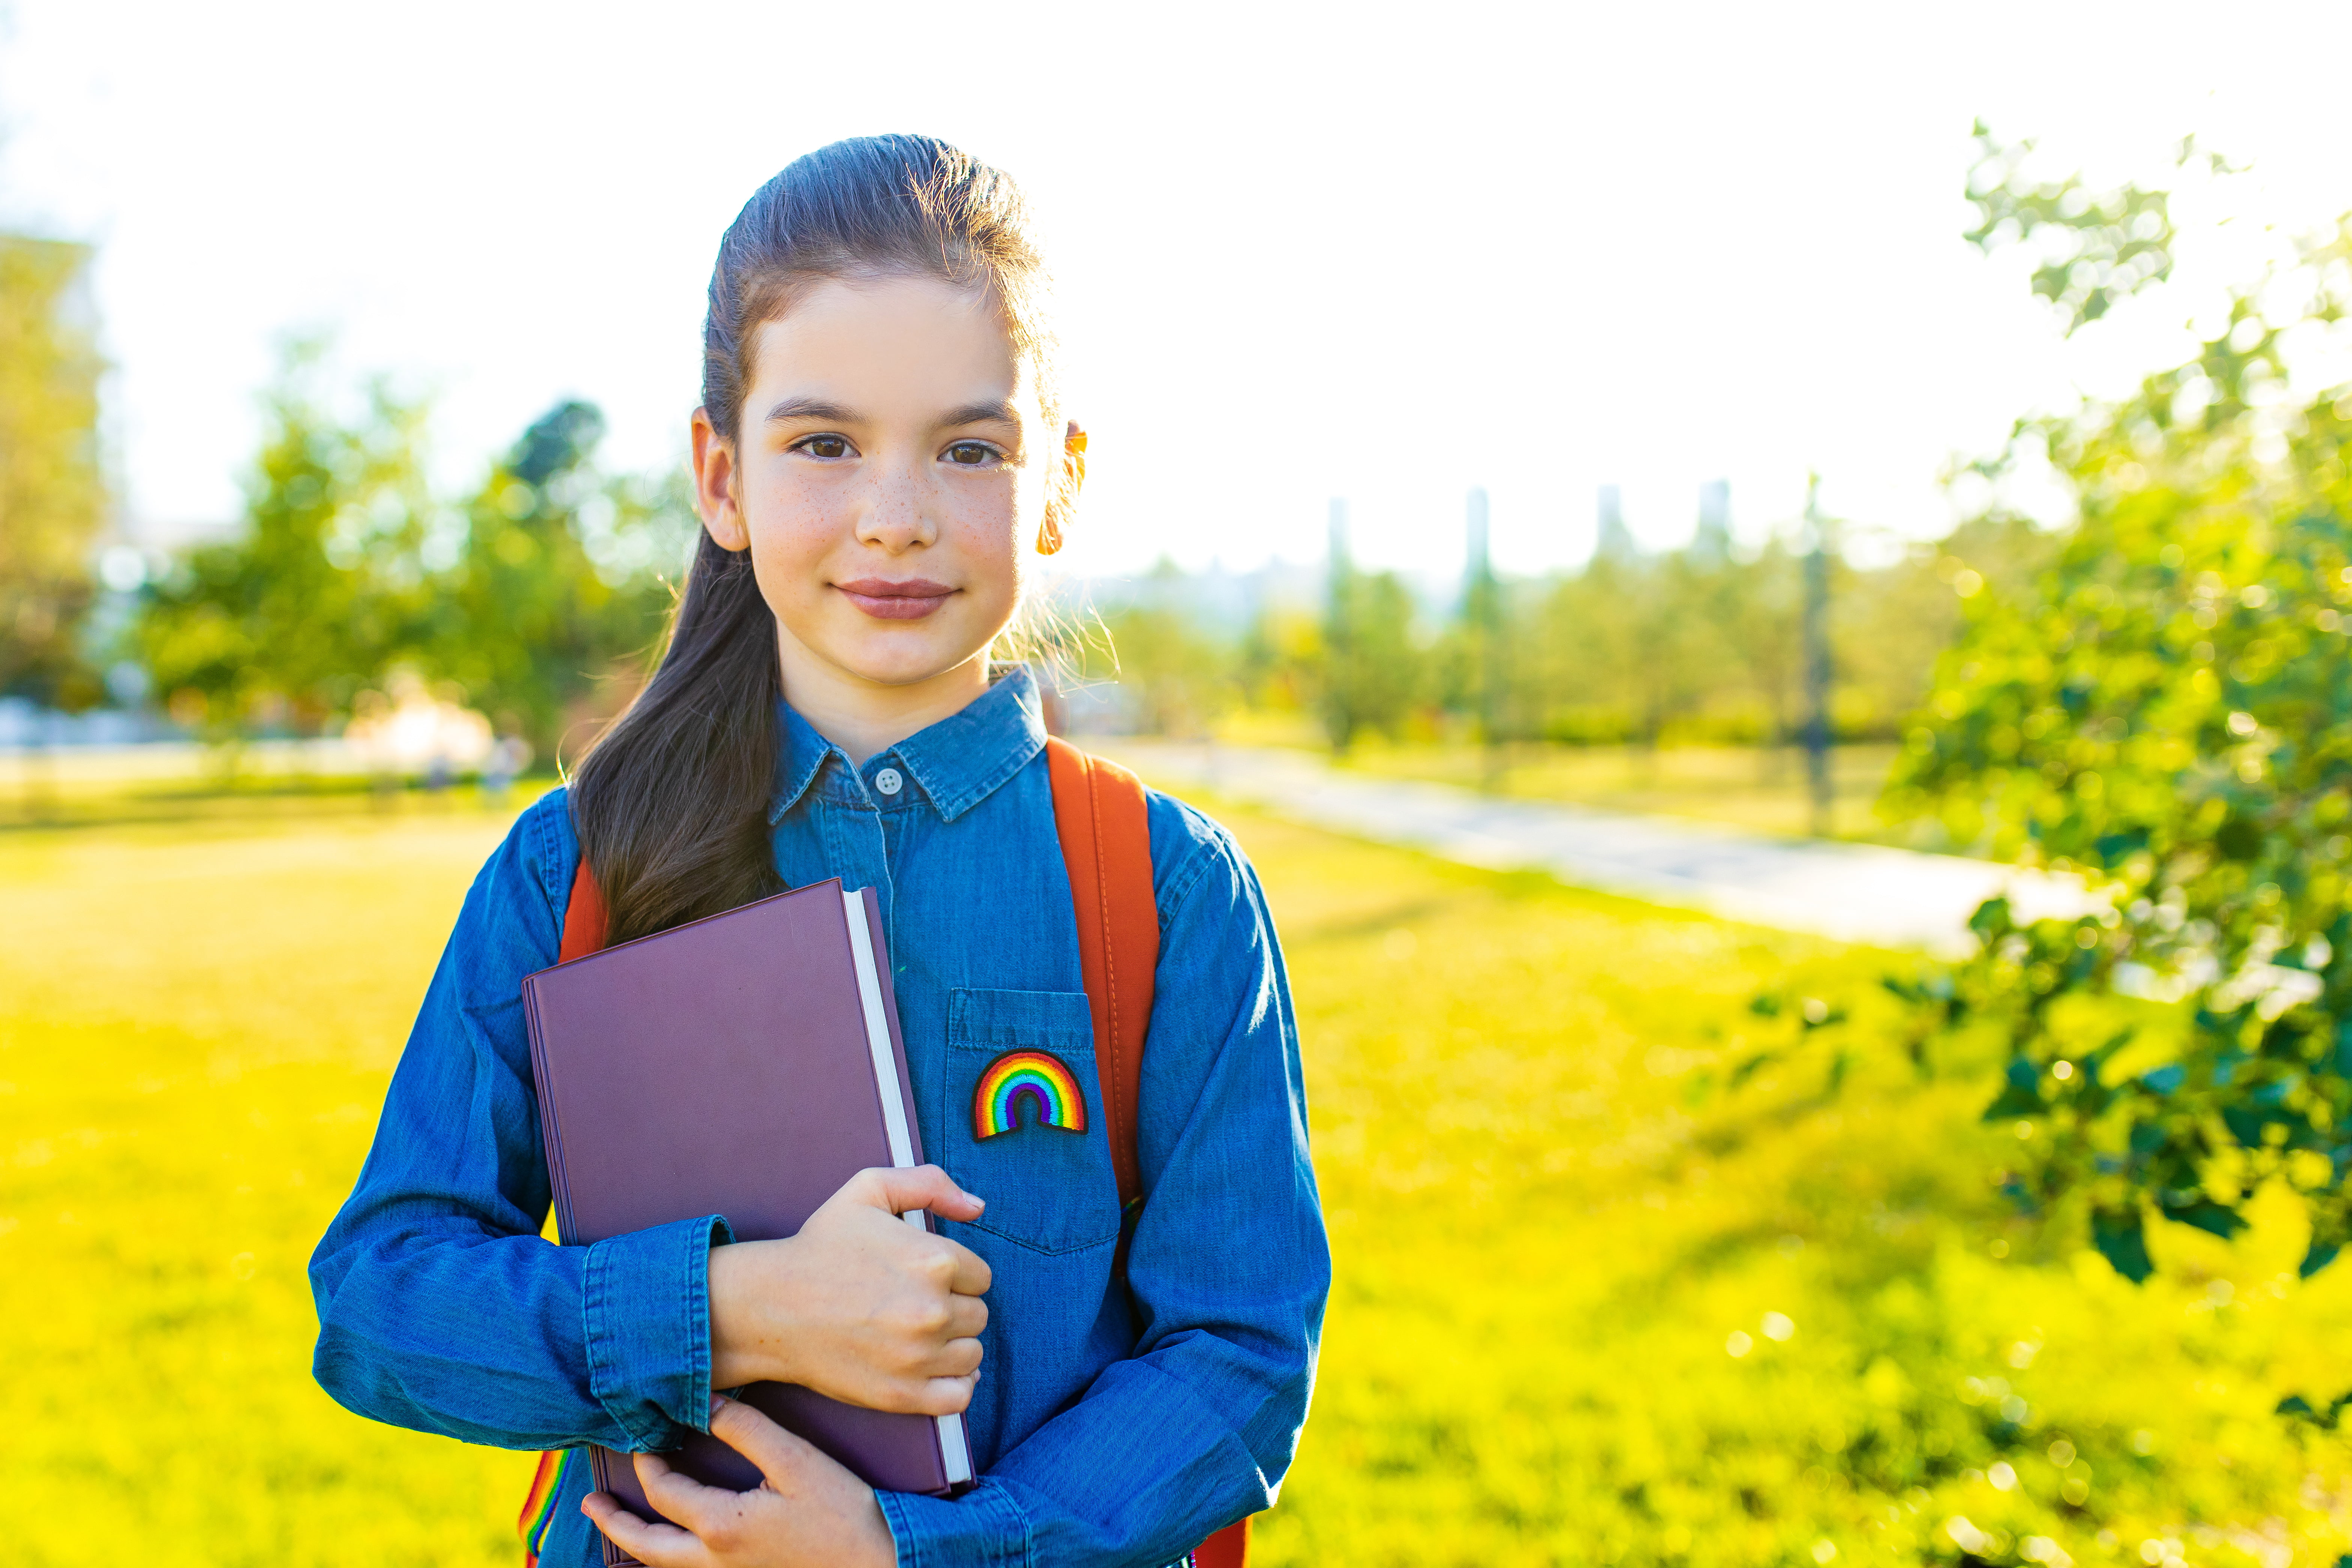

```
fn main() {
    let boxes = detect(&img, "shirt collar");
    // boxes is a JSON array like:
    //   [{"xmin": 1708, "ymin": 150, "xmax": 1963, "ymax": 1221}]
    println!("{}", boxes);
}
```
[
  {"xmin": 769, "ymin": 702, "xmax": 834, "ymax": 824},
  {"xmin": 768, "ymin": 666, "xmax": 1048, "ymax": 825}
]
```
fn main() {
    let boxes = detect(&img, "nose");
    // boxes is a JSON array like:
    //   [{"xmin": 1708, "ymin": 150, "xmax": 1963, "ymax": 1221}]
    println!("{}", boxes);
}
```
[{"xmin": 855, "ymin": 453, "xmax": 937, "ymax": 554}]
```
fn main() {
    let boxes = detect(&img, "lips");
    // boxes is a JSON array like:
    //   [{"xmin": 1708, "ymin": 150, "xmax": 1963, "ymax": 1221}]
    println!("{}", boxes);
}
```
[{"xmin": 836, "ymin": 578, "xmax": 956, "ymax": 621}]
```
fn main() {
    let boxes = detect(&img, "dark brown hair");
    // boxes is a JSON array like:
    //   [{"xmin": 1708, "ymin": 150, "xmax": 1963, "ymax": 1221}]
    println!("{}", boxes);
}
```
[{"xmin": 570, "ymin": 135, "xmax": 1059, "ymax": 943}]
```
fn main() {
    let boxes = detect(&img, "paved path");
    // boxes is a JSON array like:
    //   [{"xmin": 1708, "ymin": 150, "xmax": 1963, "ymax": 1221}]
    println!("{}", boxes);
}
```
[{"xmin": 1102, "ymin": 741, "xmax": 2085, "ymax": 952}]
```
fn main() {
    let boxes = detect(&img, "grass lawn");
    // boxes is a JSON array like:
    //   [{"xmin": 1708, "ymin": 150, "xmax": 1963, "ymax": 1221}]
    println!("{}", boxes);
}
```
[{"xmin": 2, "ymin": 788, "xmax": 2348, "ymax": 1565}]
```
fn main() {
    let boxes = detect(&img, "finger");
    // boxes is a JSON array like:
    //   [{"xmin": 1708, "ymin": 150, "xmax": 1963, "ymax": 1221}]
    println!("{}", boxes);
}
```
[
  {"xmin": 581, "ymin": 1490, "xmax": 708, "ymax": 1568},
  {"xmin": 708, "ymin": 1393, "xmax": 837, "ymax": 1494},
  {"xmin": 632, "ymin": 1451, "xmax": 733, "ymax": 1537},
  {"xmin": 926, "ymin": 1334, "xmax": 983, "ymax": 1379},
  {"xmin": 900, "ymin": 1338, "xmax": 981, "ymax": 1387},
  {"xmin": 916, "ymin": 1371, "xmax": 979, "ymax": 1416},
  {"xmin": 937, "ymin": 1235, "xmax": 992, "ymax": 1296},
  {"xmin": 854, "ymin": 1164, "xmax": 985, "ymax": 1222},
  {"xmin": 943, "ymin": 1292, "xmax": 989, "ymax": 1341}
]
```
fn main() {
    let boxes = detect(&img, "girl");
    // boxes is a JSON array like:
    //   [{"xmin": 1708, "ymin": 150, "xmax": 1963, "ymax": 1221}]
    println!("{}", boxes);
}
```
[{"xmin": 309, "ymin": 136, "xmax": 1330, "ymax": 1568}]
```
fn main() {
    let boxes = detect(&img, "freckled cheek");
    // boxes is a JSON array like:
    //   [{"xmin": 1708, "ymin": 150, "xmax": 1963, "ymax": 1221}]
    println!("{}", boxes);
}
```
[
  {"xmin": 939, "ymin": 495, "xmax": 1025, "ymax": 593},
  {"xmin": 747, "ymin": 474, "xmax": 859, "ymax": 582},
  {"xmin": 938, "ymin": 478, "xmax": 1023, "ymax": 548}
]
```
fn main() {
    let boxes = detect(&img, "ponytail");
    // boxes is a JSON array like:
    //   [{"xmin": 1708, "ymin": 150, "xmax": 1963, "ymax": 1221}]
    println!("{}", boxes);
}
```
[{"xmin": 570, "ymin": 532, "xmax": 783, "ymax": 943}]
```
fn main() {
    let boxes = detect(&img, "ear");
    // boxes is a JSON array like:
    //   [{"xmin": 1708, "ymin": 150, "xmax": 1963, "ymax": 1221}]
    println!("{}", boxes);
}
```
[{"xmin": 690, "ymin": 407, "xmax": 750, "ymax": 552}]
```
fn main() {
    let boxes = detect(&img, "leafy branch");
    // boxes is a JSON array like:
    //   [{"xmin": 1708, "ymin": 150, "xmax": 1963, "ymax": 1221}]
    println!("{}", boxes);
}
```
[
  {"xmin": 1961, "ymin": 122, "xmax": 2239, "ymax": 335},
  {"xmin": 1896, "ymin": 133, "xmax": 2352, "ymax": 1283}
]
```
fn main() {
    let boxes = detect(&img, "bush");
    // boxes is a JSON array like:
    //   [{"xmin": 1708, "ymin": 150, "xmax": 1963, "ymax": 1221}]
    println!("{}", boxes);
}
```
[{"xmin": 1889, "ymin": 200, "xmax": 2352, "ymax": 1278}]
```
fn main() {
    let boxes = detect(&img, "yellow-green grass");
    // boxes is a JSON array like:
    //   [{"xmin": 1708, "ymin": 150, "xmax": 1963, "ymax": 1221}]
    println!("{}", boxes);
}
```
[
  {"xmin": 2, "ymin": 794, "xmax": 2348, "ymax": 1565},
  {"xmin": 0, "ymin": 798, "xmax": 533, "ymax": 1564},
  {"xmin": 1251, "ymin": 813, "xmax": 2352, "ymax": 1565}
]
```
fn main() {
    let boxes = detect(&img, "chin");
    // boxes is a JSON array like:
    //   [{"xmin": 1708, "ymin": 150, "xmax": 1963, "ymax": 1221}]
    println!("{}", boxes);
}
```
[{"xmin": 840, "ymin": 644, "xmax": 980, "ymax": 688}]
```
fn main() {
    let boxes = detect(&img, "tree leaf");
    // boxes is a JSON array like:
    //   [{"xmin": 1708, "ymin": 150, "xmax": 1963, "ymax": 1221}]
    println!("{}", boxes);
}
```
[
  {"xmin": 2162, "ymin": 1198, "xmax": 2247, "ymax": 1239},
  {"xmin": 2092, "ymin": 1207, "xmax": 2154, "ymax": 1283}
]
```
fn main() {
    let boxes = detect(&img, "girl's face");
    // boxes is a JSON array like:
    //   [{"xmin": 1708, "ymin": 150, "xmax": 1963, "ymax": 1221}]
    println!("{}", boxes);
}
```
[{"xmin": 692, "ymin": 274, "xmax": 1073, "ymax": 705}]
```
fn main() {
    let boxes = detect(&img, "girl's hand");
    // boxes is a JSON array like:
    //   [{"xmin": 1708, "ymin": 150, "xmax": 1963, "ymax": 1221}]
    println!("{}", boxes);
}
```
[
  {"xmin": 709, "ymin": 1164, "xmax": 991, "ymax": 1414},
  {"xmin": 583, "ymin": 1395, "xmax": 896, "ymax": 1568}
]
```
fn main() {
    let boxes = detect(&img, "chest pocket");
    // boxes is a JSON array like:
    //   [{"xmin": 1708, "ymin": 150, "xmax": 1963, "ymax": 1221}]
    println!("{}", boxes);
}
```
[{"xmin": 943, "ymin": 988, "xmax": 1122, "ymax": 1255}]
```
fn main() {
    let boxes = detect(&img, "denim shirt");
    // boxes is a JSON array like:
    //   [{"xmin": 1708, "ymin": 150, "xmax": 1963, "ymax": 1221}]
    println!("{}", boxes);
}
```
[{"xmin": 309, "ymin": 670, "xmax": 1330, "ymax": 1568}]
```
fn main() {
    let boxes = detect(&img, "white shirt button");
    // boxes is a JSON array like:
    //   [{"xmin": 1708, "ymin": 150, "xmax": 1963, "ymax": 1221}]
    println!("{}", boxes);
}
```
[{"xmin": 874, "ymin": 767, "xmax": 904, "ymax": 797}]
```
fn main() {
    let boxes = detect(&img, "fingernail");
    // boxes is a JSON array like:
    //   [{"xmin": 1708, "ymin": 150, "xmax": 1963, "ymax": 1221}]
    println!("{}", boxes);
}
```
[{"xmin": 709, "ymin": 1393, "xmax": 729, "ymax": 1418}]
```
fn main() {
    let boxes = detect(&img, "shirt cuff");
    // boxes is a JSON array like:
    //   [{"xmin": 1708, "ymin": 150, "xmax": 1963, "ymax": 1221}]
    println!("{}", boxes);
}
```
[
  {"xmin": 581, "ymin": 1213, "xmax": 733, "ymax": 1450},
  {"xmin": 876, "ymin": 1477, "xmax": 1031, "ymax": 1568}
]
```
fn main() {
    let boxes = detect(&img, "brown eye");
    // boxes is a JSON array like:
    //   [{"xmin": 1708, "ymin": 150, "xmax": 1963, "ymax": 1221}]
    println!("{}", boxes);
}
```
[
  {"xmin": 946, "ymin": 442, "xmax": 995, "ymax": 466},
  {"xmin": 801, "ymin": 435, "xmax": 849, "ymax": 459}
]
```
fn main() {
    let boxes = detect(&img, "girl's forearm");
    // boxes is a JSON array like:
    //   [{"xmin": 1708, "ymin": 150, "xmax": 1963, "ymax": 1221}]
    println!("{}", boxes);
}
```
[{"xmin": 312, "ymin": 1204, "xmax": 727, "ymax": 1452}]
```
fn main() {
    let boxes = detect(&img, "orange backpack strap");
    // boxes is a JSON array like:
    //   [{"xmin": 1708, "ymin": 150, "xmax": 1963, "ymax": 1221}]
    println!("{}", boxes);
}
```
[
  {"xmin": 1043, "ymin": 737, "xmax": 1156, "ymax": 1210},
  {"xmin": 1195, "ymin": 1519, "xmax": 1251, "ymax": 1568},
  {"xmin": 559, "ymin": 859, "xmax": 610, "ymax": 962},
  {"xmin": 1044, "ymin": 739, "xmax": 1251, "ymax": 1568}
]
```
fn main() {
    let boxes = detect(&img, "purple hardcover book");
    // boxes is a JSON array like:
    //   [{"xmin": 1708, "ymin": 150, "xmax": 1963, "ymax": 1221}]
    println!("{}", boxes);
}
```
[{"xmin": 521, "ymin": 878, "xmax": 972, "ymax": 1568}]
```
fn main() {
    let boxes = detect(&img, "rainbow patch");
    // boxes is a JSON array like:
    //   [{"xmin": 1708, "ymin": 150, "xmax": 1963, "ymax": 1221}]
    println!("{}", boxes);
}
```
[{"xmin": 973, "ymin": 1049, "xmax": 1087, "ymax": 1140}]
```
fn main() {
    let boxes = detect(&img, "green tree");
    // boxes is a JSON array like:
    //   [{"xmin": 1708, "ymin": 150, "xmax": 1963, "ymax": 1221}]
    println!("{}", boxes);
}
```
[
  {"xmin": 1090, "ymin": 560, "xmax": 1234, "ymax": 736},
  {"xmin": 1719, "ymin": 535, "xmax": 1804, "ymax": 745},
  {"xmin": 1320, "ymin": 560, "xmax": 1421, "ymax": 751},
  {"xmin": 0, "ymin": 236, "xmax": 107, "ymax": 710},
  {"xmin": 137, "ymin": 345, "xmax": 432, "ymax": 734},
  {"xmin": 1890, "ymin": 140, "xmax": 2352, "ymax": 1278},
  {"xmin": 1526, "ymin": 559, "xmax": 1636, "ymax": 743},
  {"xmin": 1237, "ymin": 599, "xmax": 1322, "ymax": 715},
  {"xmin": 1527, "ymin": 548, "xmax": 1730, "ymax": 746},
  {"xmin": 427, "ymin": 400, "xmax": 691, "ymax": 758}
]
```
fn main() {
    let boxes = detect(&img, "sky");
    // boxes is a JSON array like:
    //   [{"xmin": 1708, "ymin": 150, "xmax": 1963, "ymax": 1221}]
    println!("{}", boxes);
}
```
[{"xmin": 4, "ymin": 0, "xmax": 2351, "ymax": 583}]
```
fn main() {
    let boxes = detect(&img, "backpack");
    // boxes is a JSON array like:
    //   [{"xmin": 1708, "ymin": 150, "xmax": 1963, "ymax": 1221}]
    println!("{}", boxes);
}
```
[{"xmin": 521, "ymin": 738, "xmax": 1250, "ymax": 1568}]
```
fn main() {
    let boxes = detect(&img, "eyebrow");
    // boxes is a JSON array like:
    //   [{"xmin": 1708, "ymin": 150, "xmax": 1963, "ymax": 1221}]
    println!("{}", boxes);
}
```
[
  {"xmin": 939, "ymin": 399, "xmax": 1020, "ymax": 428},
  {"xmin": 762, "ymin": 396, "xmax": 859, "ymax": 425},
  {"xmin": 760, "ymin": 396, "xmax": 1022, "ymax": 428}
]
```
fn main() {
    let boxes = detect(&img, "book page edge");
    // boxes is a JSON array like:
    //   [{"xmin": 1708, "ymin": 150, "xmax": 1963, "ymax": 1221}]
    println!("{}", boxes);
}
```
[
  {"xmin": 841, "ymin": 889, "xmax": 970, "ymax": 1490},
  {"xmin": 842, "ymin": 889, "xmax": 917, "ymax": 1170},
  {"xmin": 936, "ymin": 1411, "xmax": 973, "ymax": 1486}
]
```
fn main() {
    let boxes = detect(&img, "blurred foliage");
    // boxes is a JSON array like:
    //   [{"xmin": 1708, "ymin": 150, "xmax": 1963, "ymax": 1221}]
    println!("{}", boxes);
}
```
[
  {"xmin": 1081, "ymin": 561, "xmax": 1241, "ymax": 738},
  {"xmin": 1494, "ymin": 520, "xmax": 2051, "ymax": 753},
  {"xmin": 138, "ymin": 344, "xmax": 436, "ymax": 737},
  {"xmin": 10, "ymin": 795, "xmax": 2347, "ymax": 1565},
  {"xmin": 1961, "ymin": 122, "xmax": 2198, "ymax": 336},
  {"xmin": 1533, "ymin": 542, "xmax": 1720, "ymax": 747},
  {"xmin": 1322, "ymin": 546, "xmax": 1423, "ymax": 752},
  {"xmin": 1083, "ymin": 518, "xmax": 2050, "ymax": 766},
  {"xmin": 134, "ymin": 349, "xmax": 694, "ymax": 757},
  {"xmin": 0, "ymin": 235, "xmax": 107, "ymax": 710},
  {"xmin": 430, "ymin": 401, "xmax": 694, "ymax": 758},
  {"xmin": 1891, "ymin": 145, "xmax": 2352, "ymax": 1279}
]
